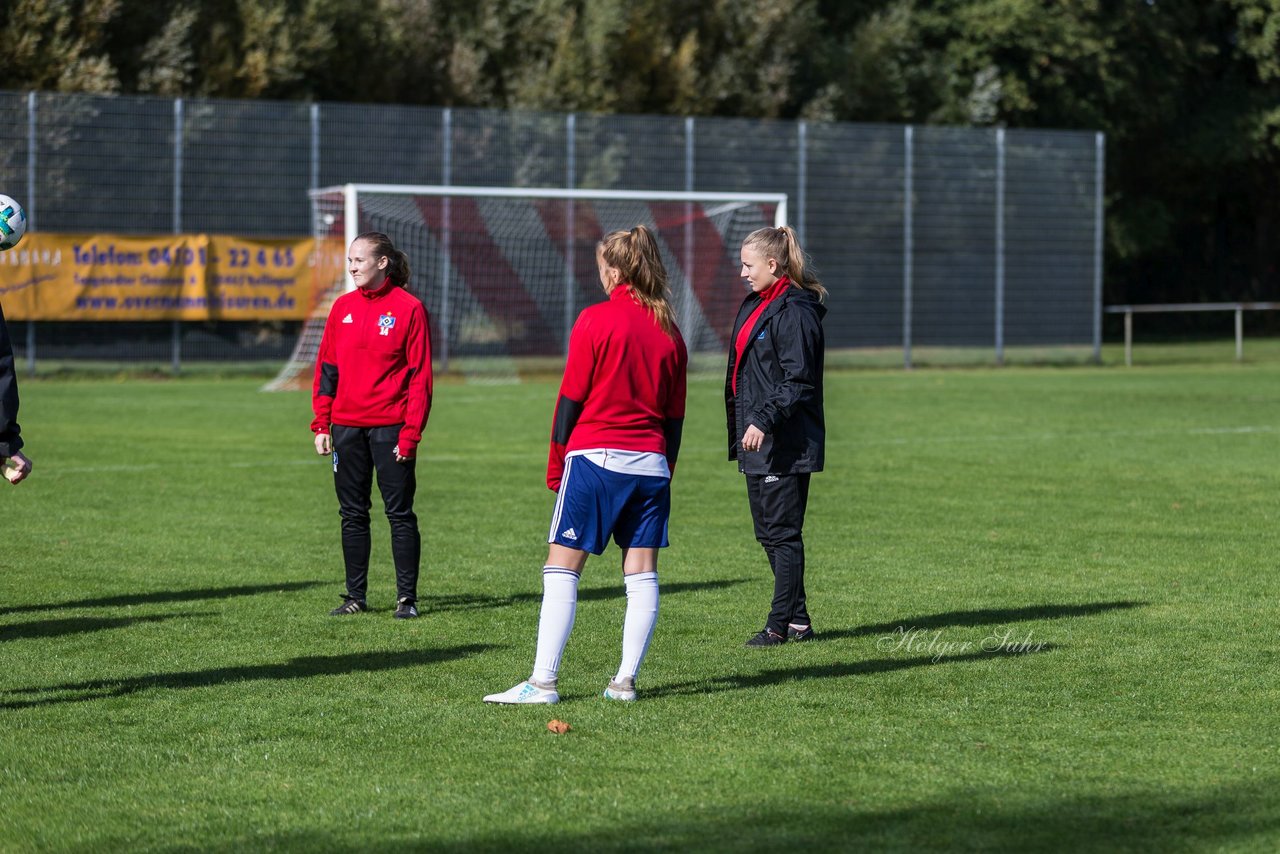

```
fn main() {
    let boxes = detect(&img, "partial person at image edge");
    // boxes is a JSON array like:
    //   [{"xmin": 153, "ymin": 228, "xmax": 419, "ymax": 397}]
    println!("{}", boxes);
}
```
[{"xmin": 0, "ymin": 300, "xmax": 33, "ymax": 485}]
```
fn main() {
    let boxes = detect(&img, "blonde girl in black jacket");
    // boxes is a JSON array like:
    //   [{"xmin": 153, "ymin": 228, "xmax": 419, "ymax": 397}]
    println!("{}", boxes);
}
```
[{"xmin": 725, "ymin": 226, "xmax": 826, "ymax": 646}]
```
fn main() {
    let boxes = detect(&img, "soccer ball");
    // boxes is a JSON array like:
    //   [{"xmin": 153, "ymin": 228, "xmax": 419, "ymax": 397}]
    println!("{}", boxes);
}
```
[{"xmin": 0, "ymin": 194, "xmax": 27, "ymax": 251}]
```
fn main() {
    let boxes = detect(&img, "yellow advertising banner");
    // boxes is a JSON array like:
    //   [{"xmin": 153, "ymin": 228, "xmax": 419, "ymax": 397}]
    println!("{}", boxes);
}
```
[{"xmin": 0, "ymin": 234, "xmax": 331, "ymax": 321}]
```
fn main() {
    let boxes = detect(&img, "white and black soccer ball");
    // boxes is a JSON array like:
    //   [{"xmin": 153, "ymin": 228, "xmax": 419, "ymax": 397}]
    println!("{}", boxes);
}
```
[{"xmin": 0, "ymin": 193, "xmax": 27, "ymax": 251}]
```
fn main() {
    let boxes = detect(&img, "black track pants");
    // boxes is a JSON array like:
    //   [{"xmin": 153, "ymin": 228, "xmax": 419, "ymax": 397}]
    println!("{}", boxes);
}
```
[
  {"xmin": 331, "ymin": 424, "xmax": 420, "ymax": 603},
  {"xmin": 745, "ymin": 472, "xmax": 811, "ymax": 634}
]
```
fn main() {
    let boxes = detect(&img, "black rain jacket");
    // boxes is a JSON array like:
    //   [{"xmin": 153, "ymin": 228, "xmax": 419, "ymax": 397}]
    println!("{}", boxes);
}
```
[{"xmin": 724, "ymin": 286, "xmax": 825, "ymax": 475}]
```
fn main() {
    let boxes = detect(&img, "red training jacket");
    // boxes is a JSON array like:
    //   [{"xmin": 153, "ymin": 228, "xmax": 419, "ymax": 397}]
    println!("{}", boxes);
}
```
[
  {"xmin": 547, "ymin": 284, "xmax": 688, "ymax": 490},
  {"xmin": 311, "ymin": 277, "xmax": 433, "ymax": 457}
]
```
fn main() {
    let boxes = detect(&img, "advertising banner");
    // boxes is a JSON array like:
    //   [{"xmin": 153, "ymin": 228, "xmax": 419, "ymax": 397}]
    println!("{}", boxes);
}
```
[{"xmin": 0, "ymin": 234, "xmax": 323, "ymax": 321}]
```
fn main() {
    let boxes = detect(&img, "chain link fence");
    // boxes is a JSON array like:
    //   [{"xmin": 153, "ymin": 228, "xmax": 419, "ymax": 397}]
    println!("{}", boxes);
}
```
[{"xmin": 0, "ymin": 90, "xmax": 1102, "ymax": 372}]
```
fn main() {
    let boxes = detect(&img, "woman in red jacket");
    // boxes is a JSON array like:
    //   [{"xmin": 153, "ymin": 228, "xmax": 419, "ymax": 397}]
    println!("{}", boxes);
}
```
[
  {"xmin": 485, "ymin": 225, "xmax": 688, "ymax": 704},
  {"xmin": 311, "ymin": 232, "xmax": 432, "ymax": 619}
]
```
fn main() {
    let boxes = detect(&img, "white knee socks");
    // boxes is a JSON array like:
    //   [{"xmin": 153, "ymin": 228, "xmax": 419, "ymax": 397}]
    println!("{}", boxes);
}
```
[
  {"xmin": 616, "ymin": 571, "xmax": 659, "ymax": 683},
  {"xmin": 531, "ymin": 566, "xmax": 579, "ymax": 685},
  {"xmin": 530, "ymin": 568, "xmax": 660, "ymax": 687}
]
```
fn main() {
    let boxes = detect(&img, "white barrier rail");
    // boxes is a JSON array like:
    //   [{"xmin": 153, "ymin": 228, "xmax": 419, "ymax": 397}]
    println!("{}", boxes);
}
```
[{"xmin": 1104, "ymin": 302, "xmax": 1280, "ymax": 366}]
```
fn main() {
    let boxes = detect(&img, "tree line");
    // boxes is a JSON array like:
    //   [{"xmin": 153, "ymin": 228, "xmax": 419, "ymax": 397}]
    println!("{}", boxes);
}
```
[{"xmin": 3, "ymin": 0, "xmax": 1277, "ymax": 308}]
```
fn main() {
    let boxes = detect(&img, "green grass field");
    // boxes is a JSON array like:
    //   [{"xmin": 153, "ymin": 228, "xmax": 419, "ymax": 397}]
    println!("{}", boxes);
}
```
[{"xmin": 2, "ymin": 351, "xmax": 1278, "ymax": 851}]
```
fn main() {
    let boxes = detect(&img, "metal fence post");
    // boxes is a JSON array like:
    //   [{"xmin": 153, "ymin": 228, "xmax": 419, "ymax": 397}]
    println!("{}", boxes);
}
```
[
  {"xmin": 172, "ymin": 97, "xmax": 184, "ymax": 375},
  {"xmin": 438, "ymin": 108, "xmax": 452, "ymax": 372},
  {"xmin": 564, "ymin": 112, "xmax": 576, "ymax": 355},
  {"xmin": 797, "ymin": 121, "xmax": 807, "ymax": 244},
  {"xmin": 903, "ymin": 125, "xmax": 914, "ymax": 370},
  {"xmin": 995, "ymin": 128, "xmax": 1006, "ymax": 366},
  {"xmin": 25, "ymin": 93, "xmax": 36, "ymax": 229},
  {"xmin": 682, "ymin": 116, "xmax": 696, "ymax": 342},
  {"xmin": 1235, "ymin": 306, "xmax": 1243, "ymax": 361},
  {"xmin": 1093, "ymin": 132, "xmax": 1106, "ymax": 364},
  {"xmin": 1123, "ymin": 310, "xmax": 1132, "ymax": 367},
  {"xmin": 310, "ymin": 103, "xmax": 320, "ymax": 191},
  {"xmin": 25, "ymin": 92, "xmax": 36, "ymax": 377}
]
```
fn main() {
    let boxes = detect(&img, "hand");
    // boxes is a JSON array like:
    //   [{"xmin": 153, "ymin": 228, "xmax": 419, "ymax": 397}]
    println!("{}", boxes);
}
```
[
  {"xmin": 393, "ymin": 444, "xmax": 412, "ymax": 463},
  {"xmin": 740, "ymin": 424, "xmax": 766, "ymax": 453},
  {"xmin": 2, "ymin": 451, "xmax": 32, "ymax": 484},
  {"xmin": 314, "ymin": 433, "xmax": 332, "ymax": 455}
]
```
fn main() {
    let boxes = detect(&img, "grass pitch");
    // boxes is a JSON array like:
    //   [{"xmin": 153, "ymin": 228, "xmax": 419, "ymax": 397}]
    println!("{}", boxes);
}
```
[{"xmin": 2, "ymin": 353, "xmax": 1278, "ymax": 851}]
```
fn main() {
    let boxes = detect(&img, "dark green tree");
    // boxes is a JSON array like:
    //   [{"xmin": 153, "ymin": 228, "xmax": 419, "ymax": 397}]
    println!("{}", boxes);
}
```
[{"xmin": 0, "ymin": 0, "xmax": 121, "ymax": 93}]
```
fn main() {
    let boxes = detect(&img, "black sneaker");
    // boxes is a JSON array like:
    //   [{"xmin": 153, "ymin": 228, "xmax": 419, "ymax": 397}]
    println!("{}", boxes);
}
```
[
  {"xmin": 745, "ymin": 628, "xmax": 787, "ymax": 647},
  {"xmin": 394, "ymin": 598, "xmax": 418, "ymax": 619},
  {"xmin": 787, "ymin": 624, "xmax": 815, "ymax": 642},
  {"xmin": 330, "ymin": 597, "xmax": 367, "ymax": 616}
]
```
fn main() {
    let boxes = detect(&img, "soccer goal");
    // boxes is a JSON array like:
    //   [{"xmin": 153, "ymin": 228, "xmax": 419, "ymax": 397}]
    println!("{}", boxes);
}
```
[{"xmin": 263, "ymin": 183, "xmax": 787, "ymax": 389}]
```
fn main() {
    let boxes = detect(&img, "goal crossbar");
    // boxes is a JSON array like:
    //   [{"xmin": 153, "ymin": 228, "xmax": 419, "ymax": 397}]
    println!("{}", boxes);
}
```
[
  {"xmin": 313, "ymin": 183, "xmax": 788, "ymax": 206},
  {"xmin": 313, "ymin": 184, "xmax": 788, "ymax": 277}
]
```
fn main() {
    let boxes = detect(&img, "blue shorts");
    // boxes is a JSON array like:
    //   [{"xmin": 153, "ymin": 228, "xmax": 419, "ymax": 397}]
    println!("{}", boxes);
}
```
[{"xmin": 548, "ymin": 456, "xmax": 671, "ymax": 555}]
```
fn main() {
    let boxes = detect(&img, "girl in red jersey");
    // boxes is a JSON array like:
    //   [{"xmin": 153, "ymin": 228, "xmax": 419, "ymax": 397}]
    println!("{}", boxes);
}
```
[
  {"xmin": 727, "ymin": 226, "xmax": 826, "ymax": 647},
  {"xmin": 485, "ymin": 225, "xmax": 688, "ymax": 704},
  {"xmin": 312, "ymin": 232, "xmax": 432, "ymax": 619}
]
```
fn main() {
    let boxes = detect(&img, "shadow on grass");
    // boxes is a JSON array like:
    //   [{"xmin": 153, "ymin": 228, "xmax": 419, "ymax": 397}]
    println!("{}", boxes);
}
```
[
  {"xmin": 409, "ymin": 777, "xmax": 1278, "ymax": 853},
  {"xmin": 816, "ymin": 600, "xmax": 1146, "ymax": 642},
  {"xmin": 0, "ymin": 643, "xmax": 493, "ymax": 711},
  {"xmin": 427, "ymin": 578, "xmax": 749, "ymax": 613},
  {"xmin": 644, "ymin": 645, "xmax": 1058, "ymax": 700},
  {"xmin": 0, "ymin": 581, "xmax": 327, "ymax": 616},
  {"xmin": 0, "ymin": 612, "xmax": 213, "ymax": 643}
]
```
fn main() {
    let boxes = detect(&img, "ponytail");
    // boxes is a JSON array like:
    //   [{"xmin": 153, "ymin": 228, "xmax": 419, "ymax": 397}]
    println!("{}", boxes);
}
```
[
  {"xmin": 356, "ymin": 231, "xmax": 411, "ymax": 287},
  {"xmin": 742, "ymin": 225, "xmax": 826, "ymax": 302},
  {"xmin": 598, "ymin": 225, "xmax": 677, "ymax": 336}
]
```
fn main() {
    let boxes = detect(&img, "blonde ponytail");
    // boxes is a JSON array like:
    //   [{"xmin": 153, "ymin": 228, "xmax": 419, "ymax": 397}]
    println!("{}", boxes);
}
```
[
  {"xmin": 599, "ymin": 225, "xmax": 677, "ymax": 335},
  {"xmin": 743, "ymin": 225, "xmax": 826, "ymax": 302}
]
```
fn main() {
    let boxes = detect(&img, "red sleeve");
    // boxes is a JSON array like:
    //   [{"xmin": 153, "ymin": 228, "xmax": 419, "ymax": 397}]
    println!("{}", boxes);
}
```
[
  {"xmin": 669, "ymin": 331, "xmax": 689, "ymax": 421},
  {"xmin": 547, "ymin": 313, "xmax": 596, "ymax": 491},
  {"xmin": 664, "ymin": 331, "xmax": 689, "ymax": 476},
  {"xmin": 396, "ymin": 302, "xmax": 433, "ymax": 457},
  {"xmin": 310, "ymin": 307, "xmax": 338, "ymax": 434}
]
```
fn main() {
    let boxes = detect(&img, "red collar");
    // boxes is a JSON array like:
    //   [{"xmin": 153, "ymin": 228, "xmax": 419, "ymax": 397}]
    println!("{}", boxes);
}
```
[
  {"xmin": 757, "ymin": 275, "xmax": 790, "ymax": 304},
  {"xmin": 610, "ymin": 283, "xmax": 633, "ymax": 301},
  {"xmin": 359, "ymin": 276, "xmax": 395, "ymax": 299}
]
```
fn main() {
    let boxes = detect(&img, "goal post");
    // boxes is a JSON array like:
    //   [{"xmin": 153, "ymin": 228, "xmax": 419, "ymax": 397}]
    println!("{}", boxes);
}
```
[{"xmin": 264, "ymin": 184, "xmax": 787, "ymax": 390}]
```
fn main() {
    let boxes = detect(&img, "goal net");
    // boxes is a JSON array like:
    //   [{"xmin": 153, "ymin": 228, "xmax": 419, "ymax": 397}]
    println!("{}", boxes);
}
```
[{"xmin": 264, "ymin": 184, "xmax": 786, "ymax": 389}]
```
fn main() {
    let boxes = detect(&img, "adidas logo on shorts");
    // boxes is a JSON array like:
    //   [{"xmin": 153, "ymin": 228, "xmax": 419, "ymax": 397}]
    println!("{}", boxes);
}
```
[{"xmin": 560, "ymin": 528, "xmax": 578, "ymax": 540}]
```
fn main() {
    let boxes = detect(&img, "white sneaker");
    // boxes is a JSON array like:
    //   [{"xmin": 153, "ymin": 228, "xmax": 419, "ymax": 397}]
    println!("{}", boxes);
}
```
[
  {"xmin": 483, "ymin": 680, "xmax": 559, "ymax": 704},
  {"xmin": 602, "ymin": 677, "xmax": 636, "ymax": 702}
]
